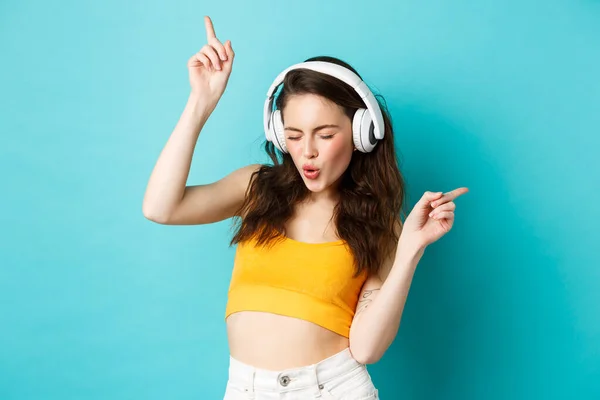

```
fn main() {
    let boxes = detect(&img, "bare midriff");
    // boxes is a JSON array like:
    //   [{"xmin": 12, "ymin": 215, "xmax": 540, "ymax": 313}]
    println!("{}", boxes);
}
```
[{"xmin": 226, "ymin": 311, "xmax": 350, "ymax": 370}]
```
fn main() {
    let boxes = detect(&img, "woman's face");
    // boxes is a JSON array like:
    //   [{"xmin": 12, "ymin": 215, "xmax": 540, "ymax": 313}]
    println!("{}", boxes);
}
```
[{"xmin": 282, "ymin": 94, "xmax": 355, "ymax": 202}]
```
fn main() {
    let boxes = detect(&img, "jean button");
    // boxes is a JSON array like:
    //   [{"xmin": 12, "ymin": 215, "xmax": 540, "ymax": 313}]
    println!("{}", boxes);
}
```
[{"xmin": 279, "ymin": 375, "xmax": 290, "ymax": 386}]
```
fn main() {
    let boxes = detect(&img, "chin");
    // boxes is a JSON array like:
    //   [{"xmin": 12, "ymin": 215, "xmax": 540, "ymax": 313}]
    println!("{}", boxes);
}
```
[
  {"xmin": 301, "ymin": 176, "xmax": 327, "ymax": 192},
  {"xmin": 303, "ymin": 181, "xmax": 326, "ymax": 192}
]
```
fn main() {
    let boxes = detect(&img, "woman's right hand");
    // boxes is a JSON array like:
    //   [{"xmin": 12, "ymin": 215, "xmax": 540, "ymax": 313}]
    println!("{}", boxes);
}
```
[{"xmin": 187, "ymin": 16, "xmax": 235, "ymax": 106}]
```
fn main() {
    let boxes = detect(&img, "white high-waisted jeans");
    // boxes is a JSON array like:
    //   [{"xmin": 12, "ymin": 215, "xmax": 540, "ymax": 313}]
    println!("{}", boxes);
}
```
[{"xmin": 223, "ymin": 347, "xmax": 379, "ymax": 399}]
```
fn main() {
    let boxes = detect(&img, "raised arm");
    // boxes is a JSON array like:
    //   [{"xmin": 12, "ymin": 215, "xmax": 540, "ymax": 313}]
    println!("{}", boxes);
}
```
[{"xmin": 143, "ymin": 16, "xmax": 253, "ymax": 225}]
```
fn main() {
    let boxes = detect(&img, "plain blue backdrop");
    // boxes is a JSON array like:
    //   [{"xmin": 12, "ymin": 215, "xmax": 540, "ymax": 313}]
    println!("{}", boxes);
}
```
[{"xmin": 1, "ymin": 0, "xmax": 599, "ymax": 399}]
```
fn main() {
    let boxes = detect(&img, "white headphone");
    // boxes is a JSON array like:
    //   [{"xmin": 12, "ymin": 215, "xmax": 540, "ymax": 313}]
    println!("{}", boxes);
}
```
[{"xmin": 263, "ymin": 61, "xmax": 385, "ymax": 153}]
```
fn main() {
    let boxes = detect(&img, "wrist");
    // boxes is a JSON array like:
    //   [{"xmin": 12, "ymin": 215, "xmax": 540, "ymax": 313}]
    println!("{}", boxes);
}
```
[
  {"xmin": 185, "ymin": 93, "xmax": 216, "ymax": 120},
  {"xmin": 187, "ymin": 92, "xmax": 217, "ymax": 114},
  {"xmin": 396, "ymin": 238, "xmax": 426, "ymax": 260}
]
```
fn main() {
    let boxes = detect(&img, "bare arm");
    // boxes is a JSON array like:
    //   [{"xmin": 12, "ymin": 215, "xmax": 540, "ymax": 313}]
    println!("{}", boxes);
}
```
[
  {"xmin": 156, "ymin": 161, "xmax": 262, "ymax": 225},
  {"xmin": 142, "ymin": 16, "xmax": 254, "ymax": 225},
  {"xmin": 349, "ymin": 220, "xmax": 424, "ymax": 364},
  {"xmin": 142, "ymin": 94, "xmax": 213, "ymax": 223},
  {"xmin": 142, "ymin": 93, "xmax": 261, "ymax": 225},
  {"xmin": 348, "ymin": 245, "xmax": 423, "ymax": 364}
]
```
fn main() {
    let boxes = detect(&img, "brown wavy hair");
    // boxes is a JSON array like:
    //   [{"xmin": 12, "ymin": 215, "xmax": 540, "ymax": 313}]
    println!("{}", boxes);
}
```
[{"xmin": 229, "ymin": 56, "xmax": 406, "ymax": 278}]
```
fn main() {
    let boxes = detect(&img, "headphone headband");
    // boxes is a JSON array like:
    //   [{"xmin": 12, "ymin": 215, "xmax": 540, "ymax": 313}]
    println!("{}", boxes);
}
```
[{"xmin": 263, "ymin": 61, "xmax": 385, "ymax": 144}]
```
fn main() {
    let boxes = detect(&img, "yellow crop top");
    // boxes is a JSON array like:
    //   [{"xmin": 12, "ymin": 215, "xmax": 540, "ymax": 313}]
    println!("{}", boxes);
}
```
[{"xmin": 225, "ymin": 233, "xmax": 368, "ymax": 338}]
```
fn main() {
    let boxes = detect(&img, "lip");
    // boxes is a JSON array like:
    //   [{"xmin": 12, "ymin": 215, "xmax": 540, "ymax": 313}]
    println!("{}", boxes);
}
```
[
  {"xmin": 302, "ymin": 164, "xmax": 319, "ymax": 171},
  {"xmin": 302, "ymin": 169, "xmax": 320, "ymax": 179}
]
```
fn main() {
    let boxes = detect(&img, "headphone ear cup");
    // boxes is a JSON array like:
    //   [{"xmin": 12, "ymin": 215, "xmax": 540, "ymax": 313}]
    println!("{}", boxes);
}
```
[
  {"xmin": 352, "ymin": 108, "xmax": 377, "ymax": 153},
  {"xmin": 271, "ymin": 109, "xmax": 287, "ymax": 153}
]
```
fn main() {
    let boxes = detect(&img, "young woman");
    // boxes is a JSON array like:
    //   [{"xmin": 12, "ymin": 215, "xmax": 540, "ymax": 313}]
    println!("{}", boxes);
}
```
[{"xmin": 143, "ymin": 16, "xmax": 468, "ymax": 400}]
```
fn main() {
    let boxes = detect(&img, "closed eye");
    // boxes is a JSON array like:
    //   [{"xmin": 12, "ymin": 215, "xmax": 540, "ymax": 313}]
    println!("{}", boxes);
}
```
[{"xmin": 287, "ymin": 134, "xmax": 335, "ymax": 141}]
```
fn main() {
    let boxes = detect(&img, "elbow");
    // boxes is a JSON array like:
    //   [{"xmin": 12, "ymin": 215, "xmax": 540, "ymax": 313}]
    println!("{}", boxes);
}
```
[
  {"xmin": 142, "ymin": 205, "xmax": 170, "ymax": 224},
  {"xmin": 354, "ymin": 352, "xmax": 380, "ymax": 365},
  {"xmin": 350, "ymin": 346, "xmax": 381, "ymax": 365}
]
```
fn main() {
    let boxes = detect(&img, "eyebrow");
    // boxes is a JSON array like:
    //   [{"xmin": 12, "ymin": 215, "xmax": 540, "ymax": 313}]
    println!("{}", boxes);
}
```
[{"xmin": 284, "ymin": 124, "xmax": 340, "ymax": 133}]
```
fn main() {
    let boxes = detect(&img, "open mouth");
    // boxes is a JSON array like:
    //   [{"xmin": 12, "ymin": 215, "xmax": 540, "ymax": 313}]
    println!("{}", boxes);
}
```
[{"xmin": 302, "ymin": 168, "xmax": 320, "ymax": 179}]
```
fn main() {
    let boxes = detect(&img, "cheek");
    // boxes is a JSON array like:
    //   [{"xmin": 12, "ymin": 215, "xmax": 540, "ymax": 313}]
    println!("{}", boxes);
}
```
[
  {"xmin": 287, "ymin": 141, "xmax": 302, "ymax": 157},
  {"xmin": 324, "ymin": 138, "xmax": 353, "ymax": 162},
  {"xmin": 287, "ymin": 142, "xmax": 304, "ymax": 165}
]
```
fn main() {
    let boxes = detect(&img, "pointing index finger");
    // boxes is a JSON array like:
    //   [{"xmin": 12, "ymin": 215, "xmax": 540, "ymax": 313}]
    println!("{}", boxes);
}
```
[
  {"xmin": 204, "ymin": 16, "xmax": 217, "ymax": 41},
  {"xmin": 430, "ymin": 187, "xmax": 469, "ymax": 207},
  {"xmin": 445, "ymin": 187, "xmax": 469, "ymax": 201}
]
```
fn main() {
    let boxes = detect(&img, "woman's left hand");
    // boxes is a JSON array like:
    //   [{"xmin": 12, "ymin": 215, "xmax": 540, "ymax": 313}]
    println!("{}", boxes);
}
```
[{"xmin": 400, "ymin": 187, "xmax": 469, "ymax": 251}]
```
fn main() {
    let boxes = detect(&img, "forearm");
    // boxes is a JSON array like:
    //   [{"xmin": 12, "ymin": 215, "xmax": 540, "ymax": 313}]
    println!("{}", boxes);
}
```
[
  {"xmin": 350, "ymin": 242, "xmax": 424, "ymax": 363},
  {"xmin": 142, "ymin": 93, "xmax": 214, "ymax": 221}
]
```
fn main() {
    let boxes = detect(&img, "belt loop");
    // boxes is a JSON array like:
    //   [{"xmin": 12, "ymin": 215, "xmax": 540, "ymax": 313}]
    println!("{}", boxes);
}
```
[
  {"xmin": 249, "ymin": 369, "xmax": 256, "ymax": 396},
  {"xmin": 313, "ymin": 364, "xmax": 323, "ymax": 398}
]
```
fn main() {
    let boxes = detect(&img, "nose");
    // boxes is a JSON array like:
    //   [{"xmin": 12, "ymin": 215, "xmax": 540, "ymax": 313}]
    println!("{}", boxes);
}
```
[{"xmin": 303, "ymin": 136, "xmax": 318, "ymax": 158}]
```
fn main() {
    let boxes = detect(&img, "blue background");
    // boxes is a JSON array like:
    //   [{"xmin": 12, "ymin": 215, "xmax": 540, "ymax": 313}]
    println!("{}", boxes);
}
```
[{"xmin": 1, "ymin": 0, "xmax": 598, "ymax": 399}]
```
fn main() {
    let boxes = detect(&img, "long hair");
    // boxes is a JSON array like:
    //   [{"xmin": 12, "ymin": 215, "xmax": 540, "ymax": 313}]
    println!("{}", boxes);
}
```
[{"xmin": 229, "ymin": 55, "xmax": 406, "ymax": 278}]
